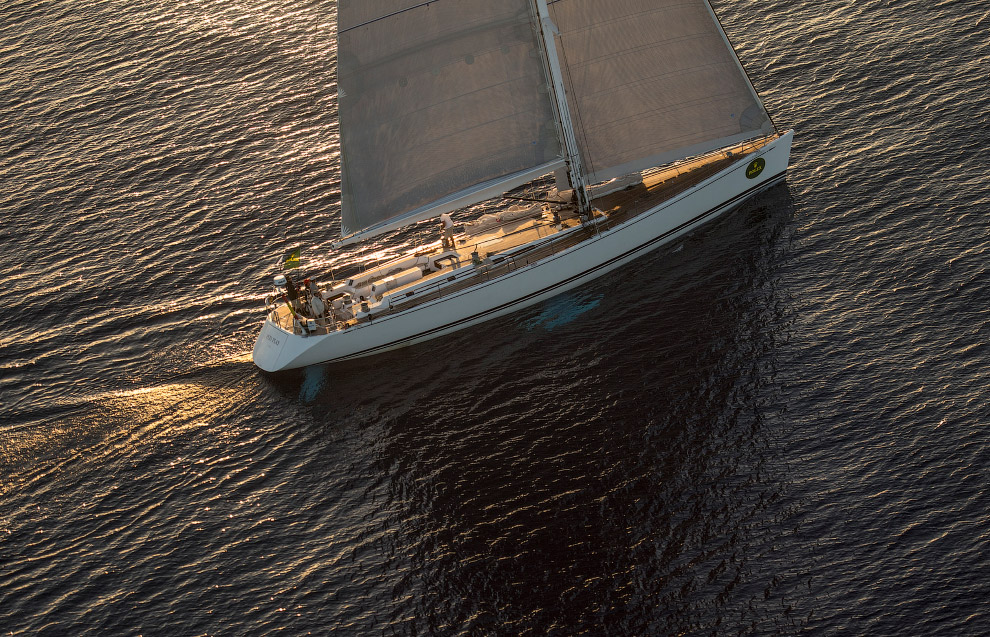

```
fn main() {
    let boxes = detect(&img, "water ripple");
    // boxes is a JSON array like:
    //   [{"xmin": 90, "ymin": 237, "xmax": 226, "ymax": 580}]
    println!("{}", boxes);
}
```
[{"xmin": 2, "ymin": 0, "xmax": 990, "ymax": 634}]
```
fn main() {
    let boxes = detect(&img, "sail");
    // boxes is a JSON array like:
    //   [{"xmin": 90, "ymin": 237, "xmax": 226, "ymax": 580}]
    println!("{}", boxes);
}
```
[
  {"xmin": 547, "ymin": 0, "xmax": 774, "ymax": 184},
  {"xmin": 337, "ymin": 0, "xmax": 564, "ymax": 241}
]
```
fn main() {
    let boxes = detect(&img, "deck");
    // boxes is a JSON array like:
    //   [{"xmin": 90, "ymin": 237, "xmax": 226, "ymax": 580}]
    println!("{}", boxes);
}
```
[{"xmin": 269, "ymin": 135, "xmax": 776, "ymax": 334}]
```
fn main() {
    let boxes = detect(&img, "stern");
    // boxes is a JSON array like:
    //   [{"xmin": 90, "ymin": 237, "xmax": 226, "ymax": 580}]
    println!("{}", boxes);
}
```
[{"xmin": 252, "ymin": 319, "xmax": 289, "ymax": 372}]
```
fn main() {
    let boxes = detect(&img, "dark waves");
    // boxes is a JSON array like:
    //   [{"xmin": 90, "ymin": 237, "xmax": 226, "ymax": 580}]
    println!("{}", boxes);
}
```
[{"xmin": 2, "ymin": 0, "xmax": 990, "ymax": 634}]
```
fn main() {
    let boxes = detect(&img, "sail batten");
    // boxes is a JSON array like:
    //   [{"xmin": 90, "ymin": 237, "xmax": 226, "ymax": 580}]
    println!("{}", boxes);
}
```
[{"xmin": 337, "ymin": 0, "xmax": 562, "ymax": 240}]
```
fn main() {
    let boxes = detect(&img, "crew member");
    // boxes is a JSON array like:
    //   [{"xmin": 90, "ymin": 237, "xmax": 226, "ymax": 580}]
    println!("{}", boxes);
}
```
[
  {"xmin": 439, "ymin": 212, "xmax": 454, "ymax": 250},
  {"xmin": 284, "ymin": 273, "xmax": 301, "ymax": 312},
  {"xmin": 308, "ymin": 279, "xmax": 326, "ymax": 318}
]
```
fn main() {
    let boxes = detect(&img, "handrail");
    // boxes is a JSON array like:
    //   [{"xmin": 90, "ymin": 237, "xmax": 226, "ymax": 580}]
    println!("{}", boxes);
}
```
[{"xmin": 265, "ymin": 135, "xmax": 777, "ymax": 337}]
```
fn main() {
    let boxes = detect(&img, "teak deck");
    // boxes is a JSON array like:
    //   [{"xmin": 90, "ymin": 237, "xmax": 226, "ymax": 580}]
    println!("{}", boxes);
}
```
[{"xmin": 273, "ymin": 136, "xmax": 774, "ymax": 334}]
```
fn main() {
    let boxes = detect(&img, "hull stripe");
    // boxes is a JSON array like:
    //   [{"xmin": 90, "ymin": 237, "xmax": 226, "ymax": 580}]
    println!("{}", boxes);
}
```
[{"xmin": 308, "ymin": 168, "xmax": 785, "ymax": 364}]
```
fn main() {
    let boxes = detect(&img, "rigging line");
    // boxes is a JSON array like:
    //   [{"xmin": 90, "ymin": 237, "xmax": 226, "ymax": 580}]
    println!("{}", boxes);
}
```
[
  {"xmin": 705, "ymin": 0, "xmax": 779, "ymax": 134},
  {"xmin": 504, "ymin": 194, "xmax": 565, "ymax": 204},
  {"xmin": 550, "ymin": 5, "xmax": 597, "ymax": 187},
  {"xmin": 339, "ymin": 1, "xmax": 439, "ymax": 34},
  {"xmin": 553, "ymin": 34, "xmax": 601, "ymax": 236}
]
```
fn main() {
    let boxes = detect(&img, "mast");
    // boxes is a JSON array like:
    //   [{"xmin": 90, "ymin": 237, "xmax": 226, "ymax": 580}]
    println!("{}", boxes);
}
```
[
  {"xmin": 533, "ymin": 0, "xmax": 591, "ymax": 216},
  {"xmin": 535, "ymin": 0, "xmax": 774, "ymax": 186}
]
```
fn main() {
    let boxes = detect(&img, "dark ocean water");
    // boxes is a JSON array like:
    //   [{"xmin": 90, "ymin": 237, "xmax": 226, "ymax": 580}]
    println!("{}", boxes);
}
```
[{"xmin": 2, "ymin": 0, "xmax": 989, "ymax": 634}]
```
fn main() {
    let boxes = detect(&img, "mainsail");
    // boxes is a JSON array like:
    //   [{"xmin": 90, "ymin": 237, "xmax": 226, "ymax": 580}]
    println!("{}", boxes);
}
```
[
  {"xmin": 255, "ymin": 0, "xmax": 793, "ymax": 372},
  {"xmin": 334, "ymin": 0, "xmax": 775, "ymax": 245},
  {"xmin": 336, "ymin": 0, "xmax": 564, "ymax": 243},
  {"xmin": 546, "ymin": 0, "xmax": 774, "ymax": 184}
]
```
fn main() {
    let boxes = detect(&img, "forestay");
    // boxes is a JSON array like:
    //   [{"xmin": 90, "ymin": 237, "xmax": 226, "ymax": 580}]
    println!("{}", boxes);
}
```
[
  {"xmin": 336, "ymin": 0, "xmax": 564, "ymax": 243},
  {"xmin": 547, "ymin": 0, "xmax": 774, "ymax": 185}
]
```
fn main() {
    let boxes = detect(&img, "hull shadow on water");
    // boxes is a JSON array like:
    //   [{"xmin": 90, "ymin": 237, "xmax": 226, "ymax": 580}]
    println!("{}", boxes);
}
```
[{"xmin": 257, "ymin": 185, "xmax": 803, "ymax": 633}]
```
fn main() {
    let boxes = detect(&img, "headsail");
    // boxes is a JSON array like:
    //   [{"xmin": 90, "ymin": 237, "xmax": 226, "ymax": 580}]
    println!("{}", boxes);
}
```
[
  {"xmin": 546, "ymin": 0, "xmax": 775, "ymax": 185},
  {"xmin": 337, "ymin": 0, "xmax": 564, "ymax": 244}
]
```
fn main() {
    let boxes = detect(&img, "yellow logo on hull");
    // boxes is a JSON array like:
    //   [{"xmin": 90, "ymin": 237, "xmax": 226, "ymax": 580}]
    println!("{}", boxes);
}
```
[{"xmin": 746, "ymin": 158, "xmax": 766, "ymax": 179}]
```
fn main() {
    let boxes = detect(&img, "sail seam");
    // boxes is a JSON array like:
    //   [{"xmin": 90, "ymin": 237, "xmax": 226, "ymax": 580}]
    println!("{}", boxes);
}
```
[{"xmin": 346, "ymin": 75, "xmax": 547, "ymax": 131}]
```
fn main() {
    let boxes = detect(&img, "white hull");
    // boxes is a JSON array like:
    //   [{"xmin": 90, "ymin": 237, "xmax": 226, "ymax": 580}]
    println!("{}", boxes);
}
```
[{"xmin": 253, "ymin": 132, "xmax": 793, "ymax": 372}]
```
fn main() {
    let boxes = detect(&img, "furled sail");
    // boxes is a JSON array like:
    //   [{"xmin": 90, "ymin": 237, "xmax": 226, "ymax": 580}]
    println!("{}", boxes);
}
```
[
  {"xmin": 336, "ymin": 0, "xmax": 564, "ymax": 243},
  {"xmin": 546, "ymin": 0, "xmax": 775, "ymax": 185}
]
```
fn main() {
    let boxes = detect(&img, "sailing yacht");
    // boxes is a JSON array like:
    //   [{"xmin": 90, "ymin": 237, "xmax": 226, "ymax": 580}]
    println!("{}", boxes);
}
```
[{"xmin": 252, "ymin": 0, "xmax": 793, "ymax": 372}]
